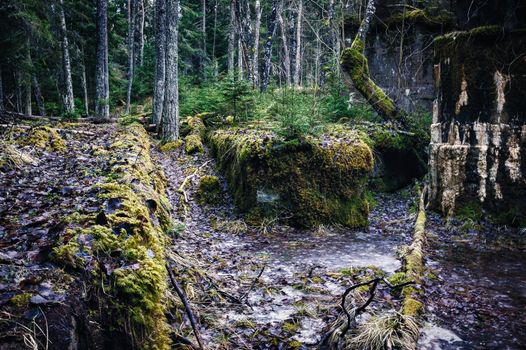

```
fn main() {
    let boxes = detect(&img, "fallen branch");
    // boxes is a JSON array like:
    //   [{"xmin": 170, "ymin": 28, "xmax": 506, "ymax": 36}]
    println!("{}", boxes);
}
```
[
  {"xmin": 239, "ymin": 264, "xmax": 267, "ymax": 302},
  {"xmin": 177, "ymin": 160, "xmax": 212, "ymax": 215},
  {"xmin": 166, "ymin": 264, "xmax": 205, "ymax": 350}
]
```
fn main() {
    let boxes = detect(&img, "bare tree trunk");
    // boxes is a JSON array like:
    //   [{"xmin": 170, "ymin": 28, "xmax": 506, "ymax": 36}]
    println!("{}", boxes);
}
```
[
  {"xmin": 59, "ymin": 0, "xmax": 75, "ymax": 113},
  {"xmin": 261, "ymin": 0, "xmax": 278, "ymax": 93},
  {"xmin": 201, "ymin": 0, "xmax": 207, "ymax": 76},
  {"xmin": 292, "ymin": 0, "xmax": 302, "ymax": 87},
  {"xmin": 277, "ymin": 7, "xmax": 291, "ymax": 87},
  {"xmin": 320, "ymin": 0, "xmax": 335, "ymax": 86},
  {"xmin": 153, "ymin": 0, "xmax": 167, "ymax": 127},
  {"xmin": 252, "ymin": 0, "xmax": 261, "ymax": 87},
  {"xmin": 125, "ymin": 0, "xmax": 137, "ymax": 114},
  {"xmin": 0, "ymin": 67, "xmax": 4, "ymax": 112},
  {"xmin": 15, "ymin": 71, "xmax": 22, "ymax": 113},
  {"xmin": 138, "ymin": 0, "xmax": 145, "ymax": 66},
  {"xmin": 237, "ymin": 37, "xmax": 243, "ymax": 78},
  {"xmin": 212, "ymin": 0, "xmax": 219, "ymax": 77},
  {"xmin": 23, "ymin": 78, "xmax": 31, "ymax": 116},
  {"xmin": 227, "ymin": 1, "xmax": 236, "ymax": 75},
  {"xmin": 32, "ymin": 75, "xmax": 46, "ymax": 116},
  {"xmin": 340, "ymin": 0, "xmax": 404, "ymax": 123},
  {"xmin": 95, "ymin": 0, "xmax": 110, "ymax": 121},
  {"xmin": 161, "ymin": 0, "xmax": 179, "ymax": 141},
  {"xmin": 79, "ymin": 46, "xmax": 89, "ymax": 115}
]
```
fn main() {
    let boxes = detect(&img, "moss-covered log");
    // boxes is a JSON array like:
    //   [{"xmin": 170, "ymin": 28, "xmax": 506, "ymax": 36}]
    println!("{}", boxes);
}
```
[{"xmin": 208, "ymin": 126, "xmax": 373, "ymax": 228}]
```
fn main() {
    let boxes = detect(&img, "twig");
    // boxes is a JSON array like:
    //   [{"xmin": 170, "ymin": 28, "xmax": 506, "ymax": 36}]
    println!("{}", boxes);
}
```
[
  {"xmin": 239, "ymin": 264, "xmax": 267, "ymax": 302},
  {"xmin": 166, "ymin": 264, "xmax": 205, "ymax": 350}
]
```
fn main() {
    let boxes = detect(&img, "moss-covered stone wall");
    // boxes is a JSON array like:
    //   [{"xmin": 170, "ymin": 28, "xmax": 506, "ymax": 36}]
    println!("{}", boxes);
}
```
[
  {"xmin": 208, "ymin": 127, "xmax": 374, "ymax": 228},
  {"xmin": 430, "ymin": 28, "xmax": 526, "ymax": 226}
]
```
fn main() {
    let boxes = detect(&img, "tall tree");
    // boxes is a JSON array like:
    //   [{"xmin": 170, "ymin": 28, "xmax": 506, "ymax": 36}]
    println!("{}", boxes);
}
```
[
  {"xmin": 227, "ymin": 0, "xmax": 236, "ymax": 75},
  {"xmin": 95, "ymin": 0, "xmax": 110, "ymax": 120},
  {"xmin": 161, "ymin": 0, "xmax": 179, "ymax": 140},
  {"xmin": 125, "ymin": 0, "xmax": 137, "ymax": 114},
  {"xmin": 277, "ymin": 6, "xmax": 291, "ymax": 87},
  {"xmin": 138, "ymin": 0, "xmax": 145, "ymax": 66},
  {"xmin": 58, "ymin": 0, "xmax": 74, "ymax": 113},
  {"xmin": 261, "ymin": 0, "xmax": 278, "ymax": 92},
  {"xmin": 201, "ymin": 0, "xmax": 207, "ymax": 76},
  {"xmin": 292, "ymin": 0, "xmax": 302, "ymax": 87},
  {"xmin": 32, "ymin": 74, "xmax": 46, "ymax": 116},
  {"xmin": 153, "ymin": 0, "xmax": 167, "ymax": 127},
  {"xmin": 252, "ymin": 0, "xmax": 262, "ymax": 86}
]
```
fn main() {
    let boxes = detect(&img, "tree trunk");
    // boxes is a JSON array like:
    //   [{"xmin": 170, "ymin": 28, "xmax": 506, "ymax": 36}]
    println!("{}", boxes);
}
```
[
  {"xmin": 153, "ymin": 0, "xmax": 167, "ymax": 128},
  {"xmin": 125, "ymin": 0, "xmax": 137, "ymax": 114},
  {"xmin": 252, "ymin": 0, "xmax": 261, "ymax": 87},
  {"xmin": 15, "ymin": 71, "xmax": 22, "ymax": 113},
  {"xmin": 293, "ymin": 0, "xmax": 302, "ymax": 87},
  {"xmin": 237, "ymin": 37, "xmax": 243, "ymax": 78},
  {"xmin": 0, "ymin": 67, "xmax": 4, "ymax": 112},
  {"xmin": 277, "ymin": 7, "xmax": 291, "ymax": 87},
  {"xmin": 32, "ymin": 75, "xmax": 46, "ymax": 116},
  {"xmin": 95, "ymin": 0, "xmax": 110, "ymax": 120},
  {"xmin": 261, "ymin": 0, "xmax": 278, "ymax": 93},
  {"xmin": 340, "ymin": 0, "xmax": 405, "ymax": 123},
  {"xmin": 201, "ymin": 0, "xmax": 207, "ymax": 77},
  {"xmin": 80, "ymin": 46, "xmax": 89, "ymax": 115},
  {"xmin": 59, "ymin": 0, "xmax": 74, "ymax": 113},
  {"xmin": 320, "ymin": 0, "xmax": 335, "ymax": 86},
  {"xmin": 227, "ymin": 1, "xmax": 236, "ymax": 75},
  {"xmin": 138, "ymin": 0, "xmax": 145, "ymax": 67},
  {"xmin": 161, "ymin": 0, "xmax": 179, "ymax": 141}
]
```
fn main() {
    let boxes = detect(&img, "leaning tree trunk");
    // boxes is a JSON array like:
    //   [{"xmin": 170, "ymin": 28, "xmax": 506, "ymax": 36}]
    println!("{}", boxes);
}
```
[
  {"xmin": 252, "ymin": 0, "xmax": 262, "ymax": 87},
  {"xmin": 277, "ymin": 8, "xmax": 291, "ymax": 87},
  {"xmin": 260, "ymin": 0, "xmax": 278, "ymax": 93},
  {"xmin": 340, "ymin": 0, "xmax": 405, "ymax": 123},
  {"xmin": 95, "ymin": 0, "xmax": 110, "ymax": 121},
  {"xmin": 32, "ymin": 75, "xmax": 46, "ymax": 116},
  {"xmin": 293, "ymin": 0, "xmax": 303, "ymax": 87},
  {"xmin": 0, "ymin": 66, "xmax": 4, "ymax": 112},
  {"xmin": 161, "ymin": 0, "xmax": 179, "ymax": 141},
  {"xmin": 125, "ymin": 0, "xmax": 137, "ymax": 114},
  {"xmin": 153, "ymin": 0, "xmax": 167, "ymax": 128},
  {"xmin": 227, "ymin": 1, "xmax": 236, "ymax": 75},
  {"xmin": 59, "ymin": 0, "xmax": 74, "ymax": 113}
]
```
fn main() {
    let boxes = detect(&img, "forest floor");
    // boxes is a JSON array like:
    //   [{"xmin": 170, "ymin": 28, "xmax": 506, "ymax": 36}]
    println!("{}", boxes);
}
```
[{"xmin": 0, "ymin": 122, "xmax": 525, "ymax": 349}]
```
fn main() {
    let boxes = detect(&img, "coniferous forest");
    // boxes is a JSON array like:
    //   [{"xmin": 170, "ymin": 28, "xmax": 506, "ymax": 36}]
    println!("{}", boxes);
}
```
[{"xmin": 0, "ymin": 0, "xmax": 525, "ymax": 349}]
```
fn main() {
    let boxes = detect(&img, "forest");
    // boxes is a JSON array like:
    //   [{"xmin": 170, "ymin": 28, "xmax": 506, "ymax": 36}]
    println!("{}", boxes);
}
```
[{"xmin": 0, "ymin": 0, "xmax": 525, "ymax": 349}]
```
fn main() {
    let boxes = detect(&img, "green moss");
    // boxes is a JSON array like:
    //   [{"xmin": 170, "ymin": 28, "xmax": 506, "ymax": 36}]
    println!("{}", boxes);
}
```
[
  {"xmin": 288, "ymin": 340, "xmax": 303, "ymax": 349},
  {"xmin": 159, "ymin": 140, "xmax": 183, "ymax": 152},
  {"xmin": 19, "ymin": 126, "xmax": 67, "ymax": 152},
  {"xmin": 10, "ymin": 293, "xmax": 32, "ymax": 309},
  {"xmin": 196, "ymin": 175, "xmax": 222, "ymax": 205},
  {"xmin": 282, "ymin": 321, "xmax": 300, "ymax": 333},
  {"xmin": 385, "ymin": 8, "xmax": 454, "ymax": 27},
  {"xmin": 387, "ymin": 272, "xmax": 409, "ymax": 286},
  {"xmin": 52, "ymin": 236, "xmax": 83, "ymax": 268},
  {"xmin": 402, "ymin": 298, "xmax": 423, "ymax": 316},
  {"xmin": 185, "ymin": 134, "xmax": 204, "ymax": 154},
  {"xmin": 208, "ymin": 126, "xmax": 373, "ymax": 228},
  {"xmin": 454, "ymin": 200, "xmax": 483, "ymax": 222}
]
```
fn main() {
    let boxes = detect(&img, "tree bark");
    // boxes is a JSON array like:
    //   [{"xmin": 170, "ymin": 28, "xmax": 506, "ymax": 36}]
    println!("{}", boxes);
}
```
[
  {"xmin": 125, "ymin": 0, "xmax": 137, "ymax": 114},
  {"xmin": 153, "ymin": 0, "xmax": 167, "ymax": 127},
  {"xmin": 161, "ymin": 0, "xmax": 179, "ymax": 141},
  {"xmin": 138, "ymin": 0, "xmax": 145, "ymax": 67},
  {"xmin": 292, "ymin": 0, "xmax": 302, "ymax": 87},
  {"xmin": 15, "ymin": 70, "xmax": 22, "ymax": 113},
  {"xmin": 24, "ymin": 45, "xmax": 32, "ymax": 116},
  {"xmin": 277, "ymin": 7, "xmax": 291, "ymax": 87},
  {"xmin": 0, "ymin": 67, "xmax": 4, "ymax": 112},
  {"xmin": 59, "ymin": 0, "xmax": 74, "ymax": 113},
  {"xmin": 95, "ymin": 0, "xmax": 110, "ymax": 120},
  {"xmin": 252, "ymin": 0, "xmax": 262, "ymax": 87},
  {"xmin": 79, "ymin": 46, "xmax": 89, "ymax": 115},
  {"xmin": 201, "ymin": 0, "xmax": 207, "ymax": 77},
  {"xmin": 237, "ymin": 37, "xmax": 243, "ymax": 78},
  {"xmin": 340, "ymin": 0, "xmax": 405, "ymax": 123},
  {"xmin": 32, "ymin": 75, "xmax": 46, "ymax": 116},
  {"xmin": 261, "ymin": 0, "xmax": 278, "ymax": 93},
  {"xmin": 227, "ymin": 1, "xmax": 236, "ymax": 75}
]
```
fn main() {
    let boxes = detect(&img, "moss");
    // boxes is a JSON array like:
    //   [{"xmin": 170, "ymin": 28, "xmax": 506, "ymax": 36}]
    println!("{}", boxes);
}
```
[
  {"xmin": 454, "ymin": 200, "xmax": 483, "ymax": 222},
  {"xmin": 208, "ymin": 126, "xmax": 373, "ymax": 228},
  {"xmin": 385, "ymin": 8, "xmax": 454, "ymax": 27},
  {"xmin": 402, "ymin": 298, "xmax": 423, "ymax": 317},
  {"xmin": 52, "ymin": 237, "xmax": 83, "ymax": 268},
  {"xmin": 387, "ymin": 272, "xmax": 409, "ymax": 286},
  {"xmin": 196, "ymin": 175, "xmax": 222, "ymax": 205},
  {"xmin": 159, "ymin": 140, "xmax": 183, "ymax": 152},
  {"xmin": 340, "ymin": 39, "xmax": 400, "ymax": 121},
  {"xmin": 282, "ymin": 321, "xmax": 300, "ymax": 333},
  {"xmin": 19, "ymin": 126, "xmax": 67, "ymax": 152},
  {"xmin": 184, "ymin": 134, "xmax": 204, "ymax": 154},
  {"xmin": 288, "ymin": 340, "xmax": 303, "ymax": 349},
  {"xmin": 10, "ymin": 293, "xmax": 32, "ymax": 309}
]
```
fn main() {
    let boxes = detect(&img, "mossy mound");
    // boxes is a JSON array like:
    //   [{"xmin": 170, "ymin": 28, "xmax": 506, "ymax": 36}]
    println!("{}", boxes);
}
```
[
  {"xmin": 197, "ymin": 175, "xmax": 222, "ymax": 205},
  {"xmin": 19, "ymin": 126, "xmax": 67, "ymax": 152},
  {"xmin": 159, "ymin": 139, "xmax": 183, "ymax": 152},
  {"xmin": 181, "ymin": 115, "xmax": 206, "ymax": 154},
  {"xmin": 51, "ymin": 124, "xmax": 172, "ymax": 349},
  {"xmin": 208, "ymin": 126, "xmax": 373, "ymax": 228}
]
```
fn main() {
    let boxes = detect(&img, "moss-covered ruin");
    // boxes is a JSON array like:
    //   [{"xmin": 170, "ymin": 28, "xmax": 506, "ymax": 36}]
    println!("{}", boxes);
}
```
[{"xmin": 208, "ymin": 125, "xmax": 374, "ymax": 228}]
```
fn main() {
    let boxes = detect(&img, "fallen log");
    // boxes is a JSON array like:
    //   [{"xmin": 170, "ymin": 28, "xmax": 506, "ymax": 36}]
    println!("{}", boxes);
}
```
[{"xmin": 0, "ymin": 124, "xmax": 96, "ymax": 136}]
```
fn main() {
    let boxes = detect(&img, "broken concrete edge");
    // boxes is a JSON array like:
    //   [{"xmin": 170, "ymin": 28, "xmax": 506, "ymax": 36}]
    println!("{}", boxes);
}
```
[
  {"xmin": 400, "ymin": 185, "xmax": 428, "ymax": 346},
  {"xmin": 52, "ymin": 124, "xmax": 174, "ymax": 349}
]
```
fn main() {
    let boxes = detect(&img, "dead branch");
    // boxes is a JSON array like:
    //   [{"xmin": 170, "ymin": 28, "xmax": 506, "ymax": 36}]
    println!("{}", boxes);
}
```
[
  {"xmin": 177, "ymin": 160, "xmax": 212, "ymax": 215},
  {"xmin": 166, "ymin": 264, "xmax": 205, "ymax": 350},
  {"xmin": 239, "ymin": 264, "xmax": 267, "ymax": 302}
]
